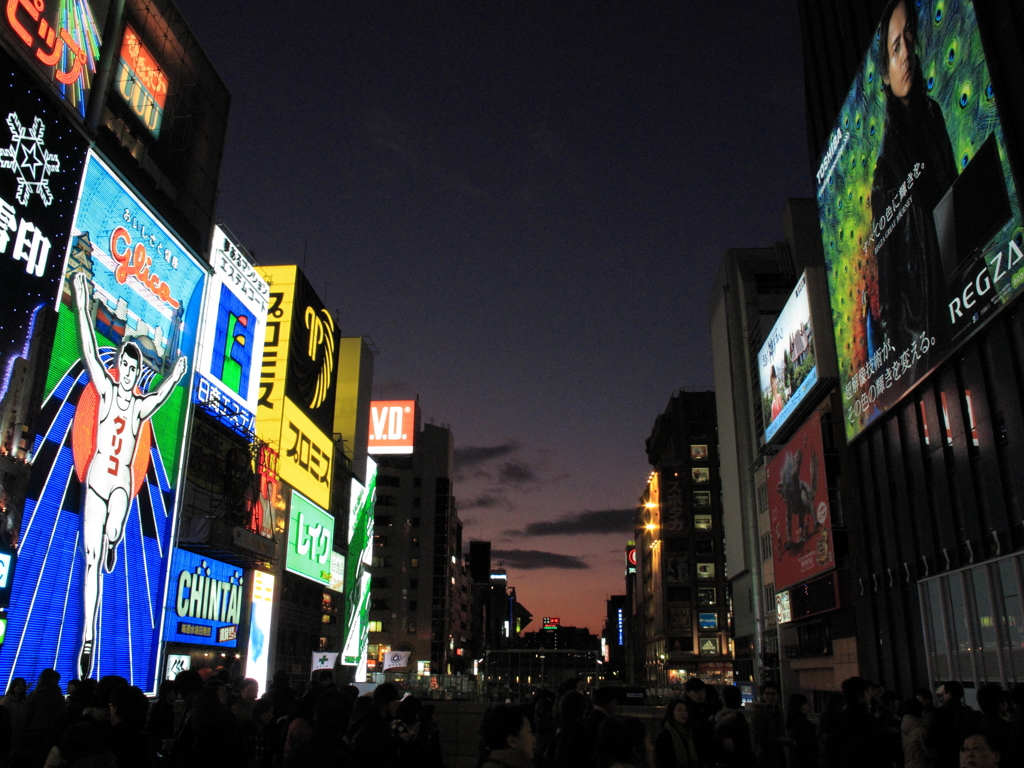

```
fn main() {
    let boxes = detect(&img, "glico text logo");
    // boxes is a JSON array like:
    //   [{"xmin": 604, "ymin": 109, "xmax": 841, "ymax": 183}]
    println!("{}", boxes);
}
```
[
  {"xmin": 110, "ymin": 226, "xmax": 180, "ymax": 310},
  {"xmin": 304, "ymin": 306, "xmax": 334, "ymax": 409}
]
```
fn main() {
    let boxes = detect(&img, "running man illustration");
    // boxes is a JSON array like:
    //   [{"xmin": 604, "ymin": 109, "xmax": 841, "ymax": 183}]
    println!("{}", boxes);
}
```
[{"xmin": 71, "ymin": 271, "xmax": 187, "ymax": 678}]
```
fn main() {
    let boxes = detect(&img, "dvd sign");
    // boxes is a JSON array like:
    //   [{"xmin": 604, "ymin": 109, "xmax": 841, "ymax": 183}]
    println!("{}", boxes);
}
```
[{"xmin": 367, "ymin": 401, "xmax": 417, "ymax": 454}]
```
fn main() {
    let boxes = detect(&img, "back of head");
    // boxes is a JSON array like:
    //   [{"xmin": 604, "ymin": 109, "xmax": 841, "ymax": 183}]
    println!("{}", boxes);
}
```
[
  {"xmin": 314, "ymin": 690, "xmax": 352, "ymax": 735},
  {"xmin": 558, "ymin": 690, "xmax": 588, "ymax": 725},
  {"xmin": 596, "ymin": 715, "xmax": 649, "ymax": 768},
  {"xmin": 841, "ymin": 676, "xmax": 869, "ymax": 707},
  {"xmin": 272, "ymin": 669, "xmax": 291, "ymax": 690},
  {"xmin": 480, "ymin": 704, "xmax": 526, "ymax": 751},
  {"xmin": 684, "ymin": 678, "xmax": 706, "ymax": 694},
  {"xmin": 976, "ymin": 683, "xmax": 1004, "ymax": 717},
  {"xmin": 721, "ymin": 685, "xmax": 742, "ymax": 710},
  {"xmin": 904, "ymin": 698, "xmax": 924, "ymax": 719},
  {"xmin": 109, "ymin": 685, "xmax": 149, "ymax": 730},
  {"xmin": 92, "ymin": 675, "xmax": 128, "ymax": 709},
  {"xmin": 373, "ymin": 682, "xmax": 400, "ymax": 710},
  {"xmin": 593, "ymin": 687, "xmax": 618, "ymax": 709},
  {"xmin": 787, "ymin": 694, "xmax": 808, "ymax": 718},
  {"xmin": 944, "ymin": 680, "xmax": 965, "ymax": 704},
  {"xmin": 174, "ymin": 669, "xmax": 203, "ymax": 701},
  {"xmin": 395, "ymin": 695, "xmax": 422, "ymax": 725}
]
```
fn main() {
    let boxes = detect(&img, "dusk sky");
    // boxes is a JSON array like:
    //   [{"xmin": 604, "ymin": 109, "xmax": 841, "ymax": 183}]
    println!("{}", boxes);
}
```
[{"xmin": 175, "ymin": 0, "xmax": 816, "ymax": 632}]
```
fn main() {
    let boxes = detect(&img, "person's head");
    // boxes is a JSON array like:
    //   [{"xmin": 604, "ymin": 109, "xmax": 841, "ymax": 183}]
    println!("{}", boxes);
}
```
[
  {"xmin": 314, "ymin": 690, "xmax": 353, "ymax": 735},
  {"xmin": 92, "ymin": 675, "xmax": 127, "ymax": 710},
  {"xmin": 157, "ymin": 680, "xmax": 176, "ymax": 705},
  {"xmin": 788, "ymin": 693, "xmax": 809, "ymax": 719},
  {"xmin": 961, "ymin": 732, "xmax": 1002, "ymax": 768},
  {"xmin": 272, "ymin": 669, "xmax": 291, "ymax": 690},
  {"xmin": 7, "ymin": 677, "xmax": 25, "ymax": 697},
  {"xmin": 596, "ymin": 715, "xmax": 652, "ymax": 768},
  {"xmin": 480, "ymin": 705, "xmax": 534, "ymax": 758},
  {"xmin": 118, "ymin": 342, "xmax": 143, "ymax": 392},
  {"xmin": 109, "ymin": 685, "xmax": 148, "ymax": 730},
  {"xmin": 67, "ymin": 679, "xmax": 80, "ymax": 697},
  {"xmin": 239, "ymin": 678, "xmax": 259, "ymax": 703},
  {"xmin": 943, "ymin": 681, "xmax": 965, "ymax": 705},
  {"xmin": 373, "ymin": 682, "xmax": 401, "ymax": 716},
  {"xmin": 882, "ymin": 690, "xmax": 900, "ymax": 713},
  {"xmin": 842, "ymin": 676, "xmax": 870, "ymax": 707},
  {"xmin": 721, "ymin": 685, "xmax": 742, "ymax": 710},
  {"xmin": 593, "ymin": 687, "xmax": 618, "ymax": 714},
  {"xmin": 904, "ymin": 698, "xmax": 924, "ymax": 719},
  {"xmin": 558, "ymin": 690, "xmax": 589, "ymax": 725},
  {"xmin": 36, "ymin": 668, "xmax": 60, "ymax": 689},
  {"xmin": 684, "ymin": 677, "xmax": 706, "ymax": 704},
  {"xmin": 976, "ymin": 683, "xmax": 1005, "ymax": 718},
  {"xmin": 560, "ymin": 677, "xmax": 582, "ymax": 695},
  {"xmin": 878, "ymin": 0, "xmax": 918, "ymax": 102},
  {"xmin": 663, "ymin": 698, "xmax": 689, "ymax": 727},
  {"xmin": 253, "ymin": 697, "xmax": 274, "ymax": 726},
  {"xmin": 205, "ymin": 678, "xmax": 229, "ymax": 706},
  {"xmin": 762, "ymin": 682, "xmax": 780, "ymax": 705},
  {"xmin": 914, "ymin": 687, "xmax": 934, "ymax": 708},
  {"xmin": 395, "ymin": 695, "xmax": 422, "ymax": 726},
  {"xmin": 175, "ymin": 669, "xmax": 203, "ymax": 705}
]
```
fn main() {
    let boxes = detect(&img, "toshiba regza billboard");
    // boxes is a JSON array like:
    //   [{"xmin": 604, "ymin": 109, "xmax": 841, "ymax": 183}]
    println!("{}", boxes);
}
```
[
  {"xmin": 817, "ymin": 0, "xmax": 1023, "ymax": 441},
  {"xmin": 0, "ymin": 151, "xmax": 206, "ymax": 692}
]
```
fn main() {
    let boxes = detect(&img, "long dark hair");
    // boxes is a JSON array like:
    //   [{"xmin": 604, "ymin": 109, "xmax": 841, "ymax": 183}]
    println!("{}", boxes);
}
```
[{"xmin": 662, "ymin": 698, "xmax": 689, "ymax": 728}]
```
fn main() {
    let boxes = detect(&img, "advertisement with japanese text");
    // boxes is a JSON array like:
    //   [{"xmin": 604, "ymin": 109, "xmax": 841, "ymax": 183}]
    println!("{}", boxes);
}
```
[
  {"xmin": 766, "ymin": 411, "xmax": 834, "ymax": 591},
  {"xmin": 343, "ymin": 458, "xmax": 375, "ymax": 675},
  {"xmin": 817, "ymin": 0, "xmax": 1023, "ymax": 441},
  {"xmin": 163, "ymin": 549, "xmax": 245, "ymax": 647},
  {"xmin": 0, "ymin": 151, "xmax": 206, "ymax": 692},
  {"xmin": 285, "ymin": 491, "xmax": 334, "ymax": 586}
]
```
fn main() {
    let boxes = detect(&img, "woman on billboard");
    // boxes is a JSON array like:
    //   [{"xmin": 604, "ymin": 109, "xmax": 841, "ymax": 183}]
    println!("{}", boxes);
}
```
[{"xmin": 871, "ymin": 0, "xmax": 957, "ymax": 363}]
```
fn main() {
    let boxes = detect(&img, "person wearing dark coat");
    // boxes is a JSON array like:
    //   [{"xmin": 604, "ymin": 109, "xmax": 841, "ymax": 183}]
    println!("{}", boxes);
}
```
[
  {"xmin": 715, "ymin": 686, "xmax": 756, "ymax": 768},
  {"xmin": 785, "ymin": 694, "xmax": 817, "ymax": 768},
  {"xmin": 107, "ymin": 684, "xmax": 158, "ymax": 768},
  {"xmin": 352, "ymin": 682, "xmax": 401, "ymax": 768},
  {"xmin": 926, "ymin": 681, "xmax": 980, "ymax": 768},
  {"xmin": 683, "ymin": 678, "xmax": 716, "ymax": 768},
  {"xmin": 836, "ymin": 677, "xmax": 889, "ymax": 768},
  {"xmin": 284, "ymin": 690, "xmax": 359, "ymax": 768},
  {"xmin": 551, "ymin": 690, "xmax": 589, "ymax": 768},
  {"xmin": 655, "ymin": 699, "xmax": 698, "ymax": 768}
]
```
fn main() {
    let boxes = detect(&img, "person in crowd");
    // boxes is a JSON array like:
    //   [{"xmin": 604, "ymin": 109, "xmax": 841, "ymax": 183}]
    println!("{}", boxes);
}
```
[
  {"xmin": 683, "ymin": 678, "xmax": 715, "ymax": 768},
  {"xmin": 2, "ymin": 676, "xmax": 28, "ymax": 758},
  {"xmin": 595, "ymin": 715, "xmax": 653, "ymax": 768},
  {"xmin": 414, "ymin": 703, "xmax": 446, "ymax": 768},
  {"xmin": 352, "ymin": 682, "xmax": 401, "ymax": 768},
  {"xmin": 147, "ymin": 680, "xmax": 177, "ymax": 759},
  {"xmin": 392, "ymin": 694, "xmax": 424, "ymax": 764},
  {"xmin": 170, "ymin": 682, "xmax": 245, "ymax": 768},
  {"xmin": 531, "ymin": 690, "xmax": 558, "ymax": 768},
  {"xmin": 714, "ymin": 685, "xmax": 756, "ymax": 768},
  {"xmin": 914, "ymin": 689, "xmax": 936, "ymax": 718},
  {"xmin": 230, "ymin": 678, "xmax": 259, "ymax": 725},
  {"xmin": 551, "ymin": 689, "xmax": 589, "ymax": 768},
  {"xmin": 655, "ymin": 698, "xmax": 697, "ymax": 768},
  {"xmin": 959, "ymin": 731, "xmax": 1002, "ymax": 768},
  {"xmin": 81, "ymin": 675, "xmax": 126, "ymax": 736},
  {"xmin": 267, "ymin": 670, "xmax": 298, "ymax": 723},
  {"xmin": 479, "ymin": 704, "xmax": 536, "ymax": 768},
  {"xmin": 902, "ymin": 698, "xmax": 934, "ymax": 768},
  {"xmin": 284, "ymin": 689, "xmax": 358, "ymax": 768},
  {"xmin": 835, "ymin": 676, "xmax": 888, "ymax": 768},
  {"xmin": 818, "ymin": 693, "xmax": 845, "ymax": 768},
  {"xmin": 107, "ymin": 684, "xmax": 157, "ymax": 768},
  {"xmin": 582, "ymin": 689, "xmax": 619, "ymax": 764},
  {"xmin": 878, "ymin": 690, "xmax": 904, "ymax": 768},
  {"xmin": 24, "ymin": 668, "xmax": 65, "ymax": 764},
  {"xmin": 927, "ymin": 681, "xmax": 980, "ymax": 768},
  {"xmin": 785, "ymin": 694, "xmax": 817, "ymax": 768},
  {"xmin": 241, "ymin": 698, "xmax": 277, "ymax": 768},
  {"xmin": 43, "ymin": 721, "xmax": 115, "ymax": 768},
  {"xmin": 283, "ymin": 690, "xmax": 319, "ymax": 763},
  {"xmin": 976, "ymin": 684, "xmax": 1016, "ymax": 768},
  {"xmin": 750, "ymin": 683, "xmax": 791, "ymax": 768}
]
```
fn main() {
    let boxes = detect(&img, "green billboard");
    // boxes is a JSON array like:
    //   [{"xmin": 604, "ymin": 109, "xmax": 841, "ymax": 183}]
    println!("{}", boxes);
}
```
[{"xmin": 286, "ymin": 492, "xmax": 334, "ymax": 585}]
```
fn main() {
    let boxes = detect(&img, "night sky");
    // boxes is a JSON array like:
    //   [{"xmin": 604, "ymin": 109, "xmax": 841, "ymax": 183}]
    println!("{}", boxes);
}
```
[{"xmin": 174, "ymin": 0, "xmax": 816, "ymax": 633}]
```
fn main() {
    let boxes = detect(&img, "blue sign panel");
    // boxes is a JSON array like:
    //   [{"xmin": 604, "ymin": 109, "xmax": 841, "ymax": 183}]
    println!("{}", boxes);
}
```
[{"xmin": 163, "ymin": 549, "xmax": 244, "ymax": 647}]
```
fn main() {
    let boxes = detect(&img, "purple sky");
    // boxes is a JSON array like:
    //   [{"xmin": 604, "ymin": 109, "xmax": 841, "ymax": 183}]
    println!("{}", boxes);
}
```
[{"xmin": 175, "ymin": 0, "xmax": 816, "ymax": 633}]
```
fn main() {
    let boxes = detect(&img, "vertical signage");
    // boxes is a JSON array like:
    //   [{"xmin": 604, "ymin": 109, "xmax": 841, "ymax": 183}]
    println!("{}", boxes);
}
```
[
  {"xmin": 1, "ymin": 0, "xmax": 108, "ymax": 119},
  {"xmin": 0, "ymin": 151, "xmax": 206, "ymax": 693},
  {"xmin": 278, "ymin": 398, "xmax": 332, "ymax": 509},
  {"xmin": 0, "ymin": 48, "xmax": 88, "ymax": 459},
  {"xmin": 245, "ymin": 570, "xmax": 274, "ymax": 690},
  {"xmin": 114, "ymin": 25, "xmax": 169, "ymax": 138},
  {"xmin": 343, "ymin": 458, "xmax": 375, "ymax": 668}
]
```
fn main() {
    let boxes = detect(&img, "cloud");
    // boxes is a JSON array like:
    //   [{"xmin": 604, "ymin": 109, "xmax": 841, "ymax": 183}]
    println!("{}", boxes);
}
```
[
  {"xmin": 498, "ymin": 461, "xmax": 535, "ymax": 485},
  {"xmin": 461, "ymin": 495, "xmax": 503, "ymax": 510},
  {"xmin": 505, "ymin": 508, "xmax": 634, "ymax": 538},
  {"xmin": 491, "ymin": 549, "xmax": 589, "ymax": 570},
  {"xmin": 454, "ymin": 442, "xmax": 520, "ymax": 470}
]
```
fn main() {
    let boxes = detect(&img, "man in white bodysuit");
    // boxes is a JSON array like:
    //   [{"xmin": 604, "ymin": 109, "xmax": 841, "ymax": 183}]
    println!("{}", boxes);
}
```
[{"xmin": 72, "ymin": 271, "xmax": 187, "ymax": 678}]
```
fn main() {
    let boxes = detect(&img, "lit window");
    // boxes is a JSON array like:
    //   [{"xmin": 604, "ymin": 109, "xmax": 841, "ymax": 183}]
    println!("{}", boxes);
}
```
[{"xmin": 369, "ymin": 621, "xmax": 383, "ymax": 633}]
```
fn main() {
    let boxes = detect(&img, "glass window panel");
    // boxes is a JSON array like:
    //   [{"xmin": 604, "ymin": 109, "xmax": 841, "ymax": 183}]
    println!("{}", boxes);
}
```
[
  {"xmin": 947, "ymin": 575, "xmax": 970, "ymax": 653},
  {"xmin": 1000, "ymin": 559, "xmax": 1024, "ymax": 650},
  {"xmin": 927, "ymin": 579, "xmax": 947, "ymax": 655},
  {"xmin": 972, "ymin": 567, "xmax": 997, "ymax": 651}
]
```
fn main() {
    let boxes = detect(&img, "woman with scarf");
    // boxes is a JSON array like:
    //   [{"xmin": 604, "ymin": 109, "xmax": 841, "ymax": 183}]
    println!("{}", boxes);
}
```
[{"xmin": 656, "ymin": 699, "xmax": 698, "ymax": 768}]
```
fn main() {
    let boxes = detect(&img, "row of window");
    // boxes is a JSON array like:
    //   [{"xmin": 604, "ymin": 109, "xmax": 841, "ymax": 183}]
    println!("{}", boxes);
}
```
[{"xmin": 377, "ymin": 475, "xmax": 424, "ymax": 489}]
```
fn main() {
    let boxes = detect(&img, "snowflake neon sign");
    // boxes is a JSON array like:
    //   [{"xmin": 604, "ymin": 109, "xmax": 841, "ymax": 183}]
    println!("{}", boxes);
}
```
[{"xmin": 0, "ymin": 112, "xmax": 60, "ymax": 207}]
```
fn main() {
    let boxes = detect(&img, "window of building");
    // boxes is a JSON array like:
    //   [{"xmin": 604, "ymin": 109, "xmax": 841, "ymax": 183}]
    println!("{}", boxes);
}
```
[
  {"xmin": 694, "ymin": 514, "xmax": 712, "ymax": 531},
  {"xmin": 413, "ymin": 497, "xmax": 422, "ymax": 508},
  {"xmin": 371, "ymin": 556, "xmax": 390, "ymax": 567},
  {"xmin": 374, "ymin": 536, "xmax": 388, "ymax": 548},
  {"xmin": 760, "ymin": 532, "xmax": 773, "ymax": 562},
  {"xmin": 698, "ymin": 587, "xmax": 717, "ymax": 605},
  {"xmin": 695, "ymin": 539, "xmax": 714, "ymax": 556},
  {"xmin": 756, "ymin": 483, "xmax": 768, "ymax": 512},
  {"xmin": 697, "ymin": 563, "xmax": 715, "ymax": 579},
  {"xmin": 369, "ymin": 621, "xmax": 383, "ymax": 633},
  {"xmin": 690, "ymin": 444, "xmax": 709, "ymax": 461},
  {"xmin": 412, "ymin": 517, "xmax": 420, "ymax": 528},
  {"xmin": 764, "ymin": 582, "xmax": 775, "ymax": 613},
  {"xmin": 410, "ymin": 579, "xmax": 418, "ymax": 590},
  {"xmin": 377, "ymin": 495, "xmax": 396, "ymax": 507},
  {"xmin": 379, "ymin": 475, "xmax": 401, "ymax": 487},
  {"xmin": 371, "ymin": 599, "xmax": 389, "ymax": 611},
  {"xmin": 410, "ymin": 558, "xmax": 419, "ymax": 568},
  {"xmin": 321, "ymin": 614, "xmax": 331, "ymax": 624},
  {"xmin": 374, "ymin": 578, "xmax": 390, "ymax": 589},
  {"xmin": 409, "ymin": 600, "xmax": 418, "ymax": 611},
  {"xmin": 414, "ymin": 478, "xmax": 422, "ymax": 488}
]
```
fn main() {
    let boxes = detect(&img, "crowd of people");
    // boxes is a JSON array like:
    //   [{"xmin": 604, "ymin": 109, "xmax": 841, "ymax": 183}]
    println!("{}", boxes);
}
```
[
  {"xmin": 0, "ymin": 668, "xmax": 446, "ymax": 768},
  {"xmin": 480, "ymin": 676, "xmax": 1020, "ymax": 768}
]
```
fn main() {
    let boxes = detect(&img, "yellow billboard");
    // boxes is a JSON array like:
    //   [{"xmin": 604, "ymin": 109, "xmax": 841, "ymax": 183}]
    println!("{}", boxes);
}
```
[
  {"xmin": 279, "ymin": 397, "xmax": 333, "ymax": 508},
  {"xmin": 256, "ymin": 265, "xmax": 296, "ymax": 444}
]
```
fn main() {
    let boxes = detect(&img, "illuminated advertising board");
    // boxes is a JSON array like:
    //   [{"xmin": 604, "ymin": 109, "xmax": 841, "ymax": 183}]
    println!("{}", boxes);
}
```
[
  {"xmin": 616, "ymin": 608, "xmax": 624, "ymax": 646},
  {"xmin": 257, "ymin": 265, "xmax": 339, "ymax": 439},
  {"xmin": 817, "ymin": 0, "xmax": 1023, "ymax": 441},
  {"xmin": 0, "ymin": 150, "xmax": 206, "ymax": 692},
  {"xmin": 542, "ymin": 617, "xmax": 559, "ymax": 629},
  {"xmin": 343, "ymin": 457, "xmax": 375, "ymax": 667},
  {"xmin": 625, "ymin": 542, "xmax": 636, "ymax": 575},
  {"xmin": 1, "ymin": 0, "xmax": 107, "ymax": 119},
  {"xmin": 245, "ymin": 570, "xmax": 274, "ymax": 690},
  {"xmin": 776, "ymin": 591, "xmax": 792, "ymax": 624},
  {"xmin": 766, "ymin": 411, "xmax": 834, "ymax": 591},
  {"xmin": 329, "ymin": 550, "xmax": 345, "ymax": 593},
  {"xmin": 163, "ymin": 549, "xmax": 244, "ymax": 647},
  {"xmin": 192, "ymin": 227, "xmax": 267, "ymax": 438},
  {"xmin": 0, "ymin": 50, "xmax": 88, "ymax": 460},
  {"xmin": 114, "ymin": 24, "xmax": 169, "ymax": 138},
  {"xmin": 278, "ymin": 397, "xmax": 332, "ymax": 509},
  {"xmin": 285, "ymin": 491, "xmax": 334, "ymax": 586},
  {"xmin": 367, "ymin": 400, "xmax": 416, "ymax": 454},
  {"xmin": 759, "ymin": 272, "xmax": 819, "ymax": 442}
]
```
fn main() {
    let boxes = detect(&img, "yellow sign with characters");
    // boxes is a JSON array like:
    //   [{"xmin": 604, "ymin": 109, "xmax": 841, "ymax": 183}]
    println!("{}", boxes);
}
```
[
  {"xmin": 279, "ymin": 397, "xmax": 333, "ymax": 508},
  {"xmin": 256, "ymin": 266, "xmax": 297, "ymax": 444}
]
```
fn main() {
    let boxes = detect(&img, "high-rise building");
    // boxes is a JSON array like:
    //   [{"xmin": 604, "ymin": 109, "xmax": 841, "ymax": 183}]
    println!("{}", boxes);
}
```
[{"xmin": 633, "ymin": 390, "xmax": 732, "ymax": 687}]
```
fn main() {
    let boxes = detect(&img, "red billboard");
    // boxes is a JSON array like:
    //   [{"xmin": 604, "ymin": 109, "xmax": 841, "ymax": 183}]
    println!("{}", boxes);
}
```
[{"xmin": 766, "ymin": 410, "xmax": 834, "ymax": 591}]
